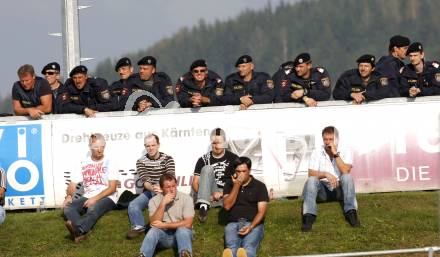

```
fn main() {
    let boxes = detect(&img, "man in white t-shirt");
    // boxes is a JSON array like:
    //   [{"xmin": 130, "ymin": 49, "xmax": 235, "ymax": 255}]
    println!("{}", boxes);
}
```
[
  {"xmin": 63, "ymin": 133, "xmax": 118, "ymax": 243},
  {"xmin": 301, "ymin": 126, "xmax": 360, "ymax": 232}
]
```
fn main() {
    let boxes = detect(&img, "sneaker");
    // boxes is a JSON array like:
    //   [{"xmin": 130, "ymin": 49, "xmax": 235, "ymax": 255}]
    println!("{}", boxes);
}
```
[
  {"xmin": 65, "ymin": 220, "xmax": 87, "ymax": 243},
  {"xmin": 180, "ymin": 250, "xmax": 192, "ymax": 257},
  {"xmin": 237, "ymin": 248, "xmax": 248, "ymax": 257},
  {"xmin": 134, "ymin": 253, "xmax": 145, "ymax": 257},
  {"xmin": 126, "ymin": 227, "xmax": 146, "ymax": 239},
  {"xmin": 198, "ymin": 204, "xmax": 208, "ymax": 223},
  {"xmin": 301, "ymin": 213, "xmax": 316, "ymax": 232},
  {"xmin": 222, "ymin": 248, "xmax": 233, "ymax": 257},
  {"xmin": 345, "ymin": 209, "xmax": 361, "ymax": 227}
]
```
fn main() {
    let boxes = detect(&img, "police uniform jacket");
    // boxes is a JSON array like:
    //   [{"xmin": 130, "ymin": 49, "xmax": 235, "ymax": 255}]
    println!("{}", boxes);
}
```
[
  {"xmin": 124, "ymin": 72, "xmax": 174, "ymax": 110},
  {"xmin": 376, "ymin": 55, "xmax": 405, "ymax": 96},
  {"xmin": 333, "ymin": 69, "xmax": 393, "ymax": 101},
  {"xmin": 51, "ymin": 81, "xmax": 64, "ymax": 114},
  {"xmin": 279, "ymin": 67, "xmax": 331, "ymax": 103},
  {"xmin": 57, "ymin": 77, "xmax": 114, "ymax": 114},
  {"xmin": 12, "ymin": 76, "xmax": 52, "ymax": 109},
  {"xmin": 176, "ymin": 70, "xmax": 224, "ymax": 107},
  {"xmin": 272, "ymin": 61, "xmax": 294, "ymax": 103},
  {"xmin": 399, "ymin": 61, "xmax": 440, "ymax": 97},
  {"xmin": 224, "ymin": 71, "xmax": 274, "ymax": 105}
]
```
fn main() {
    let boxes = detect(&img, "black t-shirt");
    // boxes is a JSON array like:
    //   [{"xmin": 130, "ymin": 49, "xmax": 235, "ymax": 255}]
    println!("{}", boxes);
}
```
[
  {"xmin": 12, "ymin": 77, "xmax": 52, "ymax": 108},
  {"xmin": 223, "ymin": 177, "xmax": 269, "ymax": 222},
  {"xmin": 194, "ymin": 150, "xmax": 238, "ymax": 188}
]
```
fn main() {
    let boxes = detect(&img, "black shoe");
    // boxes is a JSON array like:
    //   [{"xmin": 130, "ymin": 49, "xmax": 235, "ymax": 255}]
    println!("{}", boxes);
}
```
[
  {"xmin": 345, "ymin": 209, "xmax": 360, "ymax": 227},
  {"xmin": 198, "ymin": 204, "xmax": 208, "ymax": 223},
  {"xmin": 301, "ymin": 214, "xmax": 316, "ymax": 232},
  {"xmin": 65, "ymin": 220, "xmax": 87, "ymax": 243}
]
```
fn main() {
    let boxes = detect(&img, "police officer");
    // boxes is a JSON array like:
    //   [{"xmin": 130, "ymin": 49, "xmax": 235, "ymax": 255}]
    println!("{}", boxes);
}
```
[
  {"xmin": 176, "ymin": 59, "xmax": 224, "ymax": 108},
  {"xmin": 376, "ymin": 35, "xmax": 411, "ymax": 97},
  {"xmin": 124, "ymin": 56, "xmax": 174, "ymax": 112},
  {"xmin": 333, "ymin": 54, "xmax": 393, "ymax": 104},
  {"xmin": 109, "ymin": 57, "xmax": 134, "ymax": 111},
  {"xmin": 279, "ymin": 53, "xmax": 331, "ymax": 107},
  {"xmin": 399, "ymin": 42, "xmax": 440, "ymax": 97},
  {"xmin": 224, "ymin": 55, "xmax": 274, "ymax": 110},
  {"xmin": 57, "ymin": 65, "xmax": 114, "ymax": 117},
  {"xmin": 12, "ymin": 64, "xmax": 52, "ymax": 119},
  {"xmin": 272, "ymin": 61, "xmax": 295, "ymax": 103},
  {"xmin": 42, "ymin": 62, "xmax": 64, "ymax": 113}
]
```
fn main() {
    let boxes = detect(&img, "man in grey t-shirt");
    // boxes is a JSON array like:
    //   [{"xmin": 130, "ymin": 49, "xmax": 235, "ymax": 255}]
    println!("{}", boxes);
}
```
[{"xmin": 136, "ymin": 174, "xmax": 194, "ymax": 257}]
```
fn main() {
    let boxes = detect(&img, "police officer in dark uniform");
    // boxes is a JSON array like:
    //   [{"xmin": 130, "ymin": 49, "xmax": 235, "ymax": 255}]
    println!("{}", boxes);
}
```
[
  {"xmin": 333, "ymin": 54, "xmax": 393, "ymax": 104},
  {"xmin": 279, "ymin": 53, "xmax": 331, "ymax": 107},
  {"xmin": 12, "ymin": 64, "xmax": 52, "ymax": 119},
  {"xmin": 224, "ymin": 55, "xmax": 274, "ymax": 110},
  {"xmin": 57, "ymin": 65, "xmax": 114, "ymax": 117},
  {"xmin": 272, "ymin": 61, "xmax": 295, "ymax": 103},
  {"xmin": 176, "ymin": 59, "xmax": 224, "ymax": 108},
  {"xmin": 41, "ymin": 62, "xmax": 64, "ymax": 114},
  {"xmin": 376, "ymin": 35, "xmax": 411, "ymax": 97},
  {"xmin": 399, "ymin": 42, "xmax": 440, "ymax": 97},
  {"xmin": 124, "ymin": 56, "xmax": 174, "ymax": 112},
  {"xmin": 109, "ymin": 57, "xmax": 134, "ymax": 111}
]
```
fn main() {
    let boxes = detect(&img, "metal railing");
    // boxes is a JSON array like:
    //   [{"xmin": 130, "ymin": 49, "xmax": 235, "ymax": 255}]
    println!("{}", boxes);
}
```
[{"xmin": 278, "ymin": 246, "xmax": 440, "ymax": 257}]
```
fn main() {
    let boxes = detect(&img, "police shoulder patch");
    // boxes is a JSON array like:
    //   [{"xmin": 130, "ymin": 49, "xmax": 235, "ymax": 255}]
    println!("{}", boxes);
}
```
[
  {"xmin": 121, "ymin": 87, "xmax": 129, "ymax": 96},
  {"xmin": 281, "ymin": 80, "xmax": 288, "ymax": 87},
  {"xmin": 233, "ymin": 84, "xmax": 244, "ymax": 91},
  {"xmin": 379, "ymin": 77, "xmax": 388, "ymax": 87},
  {"xmin": 166, "ymin": 85, "xmax": 173, "ymax": 95},
  {"xmin": 317, "ymin": 67, "xmax": 325, "ymax": 74},
  {"xmin": 399, "ymin": 67, "xmax": 404, "ymax": 74},
  {"xmin": 216, "ymin": 78, "xmax": 222, "ymax": 84},
  {"xmin": 61, "ymin": 92, "xmax": 69, "ymax": 102},
  {"xmin": 321, "ymin": 77, "xmax": 331, "ymax": 87},
  {"xmin": 267, "ymin": 80, "xmax": 274, "ymax": 89},
  {"xmin": 215, "ymin": 87, "xmax": 224, "ymax": 96},
  {"xmin": 432, "ymin": 62, "xmax": 440, "ymax": 69}
]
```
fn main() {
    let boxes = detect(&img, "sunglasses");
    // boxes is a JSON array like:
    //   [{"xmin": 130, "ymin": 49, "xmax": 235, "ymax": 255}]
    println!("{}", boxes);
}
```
[
  {"xmin": 192, "ymin": 69, "xmax": 207, "ymax": 74},
  {"xmin": 44, "ymin": 71, "xmax": 58, "ymax": 75}
]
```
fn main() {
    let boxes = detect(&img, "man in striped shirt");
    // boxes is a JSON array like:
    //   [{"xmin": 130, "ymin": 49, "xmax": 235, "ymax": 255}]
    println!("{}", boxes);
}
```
[
  {"xmin": 0, "ymin": 164, "xmax": 6, "ymax": 225},
  {"xmin": 127, "ymin": 134, "xmax": 176, "ymax": 239}
]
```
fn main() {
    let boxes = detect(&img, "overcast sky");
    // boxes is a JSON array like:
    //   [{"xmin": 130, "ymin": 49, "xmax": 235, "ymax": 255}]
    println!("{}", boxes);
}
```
[{"xmin": 0, "ymin": 0, "xmax": 298, "ymax": 97}]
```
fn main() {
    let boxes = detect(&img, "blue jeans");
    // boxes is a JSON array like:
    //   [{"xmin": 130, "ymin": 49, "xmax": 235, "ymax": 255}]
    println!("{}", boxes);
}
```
[
  {"xmin": 63, "ymin": 196, "xmax": 116, "ymax": 233},
  {"xmin": 128, "ymin": 191, "xmax": 153, "ymax": 229},
  {"xmin": 302, "ymin": 173, "xmax": 358, "ymax": 215},
  {"xmin": 224, "ymin": 222, "xmax": 264, "ymax": 257},
  {"xmin": 140, "ymin": 227, "xmax": 193, "ymax": 257},
  {"xmin": 195, "ymin": 165, "xmax": 222, "ymax": 207},
  {"xmin": 0, "ymin": 206, "xmax": 5, "ymax": 225}
]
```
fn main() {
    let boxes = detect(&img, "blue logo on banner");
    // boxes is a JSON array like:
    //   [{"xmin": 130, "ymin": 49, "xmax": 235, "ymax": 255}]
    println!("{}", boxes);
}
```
[{"xmin": 0, "ymin": 125, "xmax": 44, "ymax": 197}]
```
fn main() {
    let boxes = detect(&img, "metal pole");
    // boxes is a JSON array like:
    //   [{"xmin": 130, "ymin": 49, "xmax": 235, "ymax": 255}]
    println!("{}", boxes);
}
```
[
  {"xmin": 61, "ymin": 0, "xmax": 81, "ymax": 79},
  {"xmin": 278, "ymin": 246, "xmax": 440, "ymax": 257}
]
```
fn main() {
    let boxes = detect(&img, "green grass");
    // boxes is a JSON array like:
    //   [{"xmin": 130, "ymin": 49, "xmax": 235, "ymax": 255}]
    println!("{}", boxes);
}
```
[{"xmin": 0, "ymin": 191, "xmax": 439, "ymax": 257}]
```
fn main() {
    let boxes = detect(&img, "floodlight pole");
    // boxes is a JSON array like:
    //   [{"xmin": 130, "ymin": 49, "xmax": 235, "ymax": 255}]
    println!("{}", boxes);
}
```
[{"xmin": 61, "ymin": 0, "xmax": 81, "ymax": 79}]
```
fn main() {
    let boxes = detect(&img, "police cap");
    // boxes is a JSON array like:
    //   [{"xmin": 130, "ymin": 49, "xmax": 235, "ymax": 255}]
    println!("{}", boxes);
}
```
[
  {"xmin": 115, "ymin": 57, "xmax": 132, "ymax": 72},
  {"xmin": 137, "ymin": 56, "xmax": 156, "ymax": 67},
  {"xmin": 190, "ymin": 59, "xmax": 207, "ymax": 71},
  {"xmin": 235, "ymin": 55, "xmax": 253, "ymax": 67},
  {"xmin": 356, "ymin": 54, "xmax": 376, "ymax": 67},
  {"xmin": 69, "ymin": 65, "xmax": 88, "ymax": 78},
  {"xmin": 388, "ymin": 35, "xmax": 410, "ymax": 51},
  {"xmin": 41, "ymin": 62, "xmax": 60, "ymax": 74},
  {"xmin": 294, "ymin": 53, "xmax": 311, "ymax": 66},
  {"xmin": 406, "ymin": 42, "xmax": 423, "ymax": 55}
]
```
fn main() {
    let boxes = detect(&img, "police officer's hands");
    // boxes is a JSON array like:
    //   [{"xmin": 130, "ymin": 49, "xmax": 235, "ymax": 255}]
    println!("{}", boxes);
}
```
[
  {"xmin": 350, "ymin": 92, "xmax": 365, "ymax": 104},
  {"xmin": 303, "ymin": 96, "xmax": 317, "ymax": 107},
  {"xmin": 84, "ymin": 107, "xmax": 97, "ymax": 118},
  {"xmin": 190, "ymin": 93, "xmax": 202, "ymax": 107},
  {"xmin": 240, "ymin": 95, "xmax": 254, "ymax": 108},
  {"xmin": 409, "ymin": 87, "xmax": 421, "ymax": 97},
  {"xmin": 28, "ymin": 108, "xmax": 45, "ymax": 119},
  {"xmin": 291, "ymin": 89, "xmax": 304, "ymax": 100},
  {"xmin": 137, "ymin": 100, "xmax": 152, "ymax": 112}
]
